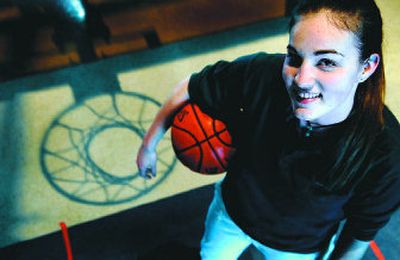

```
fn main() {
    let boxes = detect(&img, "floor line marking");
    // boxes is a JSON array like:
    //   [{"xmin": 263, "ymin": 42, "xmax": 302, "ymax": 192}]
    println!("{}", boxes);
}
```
[
  {"xmin": 370, "ymin": 240, "xmax": 385, "ymax": 260},
  {"xmin": 60, "ymin": 222, "xmax": 73, "ymax": 260}
]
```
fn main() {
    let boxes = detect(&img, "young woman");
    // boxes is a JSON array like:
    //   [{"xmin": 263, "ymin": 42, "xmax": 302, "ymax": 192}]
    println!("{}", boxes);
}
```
[{"xmin": 137, "ymin": 0, "xmax": 400, "ymax": 259}]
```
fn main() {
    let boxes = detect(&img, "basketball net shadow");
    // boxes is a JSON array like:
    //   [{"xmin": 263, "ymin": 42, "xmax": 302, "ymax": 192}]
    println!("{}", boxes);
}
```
[{"xmin": 40, "ymin": 91, "xmax": 176, "ymax": 205}]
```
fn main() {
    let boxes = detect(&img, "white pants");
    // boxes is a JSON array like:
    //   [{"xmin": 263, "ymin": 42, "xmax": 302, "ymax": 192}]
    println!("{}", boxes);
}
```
[{"xmin": 200, "ymin": 182, "xmax": 336, "ymax": 260}]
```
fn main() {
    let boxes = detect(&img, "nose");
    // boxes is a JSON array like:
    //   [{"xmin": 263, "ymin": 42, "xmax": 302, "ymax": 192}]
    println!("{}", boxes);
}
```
[{"xmin": 294, "ymin": 61, "xmax": 314, "ymax": 89}]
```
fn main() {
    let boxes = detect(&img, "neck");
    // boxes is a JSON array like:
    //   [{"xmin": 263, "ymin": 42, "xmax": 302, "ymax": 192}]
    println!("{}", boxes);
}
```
[{"xmin": 298, "ymin": 119, "xmax": 348, "ymax": 138}]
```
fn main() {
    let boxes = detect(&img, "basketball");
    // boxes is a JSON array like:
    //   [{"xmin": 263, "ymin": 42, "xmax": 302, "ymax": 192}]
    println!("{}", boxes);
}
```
[{"xmin": 171, "ymin": 103, "xmax": 235, "ymax": 174}]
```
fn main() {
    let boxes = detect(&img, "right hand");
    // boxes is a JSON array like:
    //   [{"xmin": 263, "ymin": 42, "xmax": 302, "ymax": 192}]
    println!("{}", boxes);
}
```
[
  {"xmin": 136, "ymin": 144, "xmax": 157, "ymax": 179},
  {"xmin": 135, "ymin": 78, "xmax": 190, "ymax": 179}
]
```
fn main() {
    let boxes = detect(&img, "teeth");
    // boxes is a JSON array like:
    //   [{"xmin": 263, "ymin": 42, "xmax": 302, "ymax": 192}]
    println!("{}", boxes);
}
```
[{"xmin": 298, "ymin": 92, "xmax": 320, "ymax": 99}]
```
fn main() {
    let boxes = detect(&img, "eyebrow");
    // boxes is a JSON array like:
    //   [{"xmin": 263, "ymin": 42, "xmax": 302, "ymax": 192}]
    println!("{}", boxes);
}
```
[{"xmin": 287, "ymin": 45, "xmax": 344, "ymax": 57}]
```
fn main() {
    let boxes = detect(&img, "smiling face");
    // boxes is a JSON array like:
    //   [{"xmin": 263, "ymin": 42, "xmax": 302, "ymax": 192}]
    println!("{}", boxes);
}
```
[{"xmin": 282, "ymin": 11, "xmax": 366, "ymax": 126}]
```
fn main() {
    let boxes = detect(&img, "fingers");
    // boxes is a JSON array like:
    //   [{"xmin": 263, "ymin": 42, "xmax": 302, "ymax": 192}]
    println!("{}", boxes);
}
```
[
  {"xmin": 145, "ymin": 166, "xmax": 156, "ymax": 179},
  {"xmin": 150, "ymin": 164, "xmax": 157, "ymax": 178},
  {"xmin": 137, "ymin": 145, "xmax": 157, "ymax": 180},
  {"xmin": 137, "ymin": 160, "xmax": 157, "ymax": 180},
  {"xmin": 138, "ymin": 165, "xmax": 155, "ymax": 180}
]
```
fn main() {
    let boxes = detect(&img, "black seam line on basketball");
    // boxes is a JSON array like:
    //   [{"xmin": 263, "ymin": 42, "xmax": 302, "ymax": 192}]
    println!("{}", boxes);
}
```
[
  {"xmin": 172, "ymin": 123, "xmax": 203, "ymax": 148},
  {"xmin": 175, "ymin": 135, "xmax": 224, "ymax": 153},
  {"xmin": 190, "ymin": 103, "xmax": 225, "ymax": 170},
  {"xmin": 172, "ymin": 123, "xmax": 229, "ymax": 152},
  {"xmin": 212, "ymin": 121, "xmax": 235, "ymax": 148},
  {"xmin": 172, "ymin": 123, "xmax": 204, "ymax": 171},
  {"xmin": 189, "ymin": 104, "xmax": 204, "ymax": 172}
]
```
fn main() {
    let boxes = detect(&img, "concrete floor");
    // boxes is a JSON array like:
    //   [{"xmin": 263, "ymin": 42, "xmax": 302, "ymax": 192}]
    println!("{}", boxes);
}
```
[{"xmin": 0, "ymin": 0, "xmax": 399, "ymax": 258}]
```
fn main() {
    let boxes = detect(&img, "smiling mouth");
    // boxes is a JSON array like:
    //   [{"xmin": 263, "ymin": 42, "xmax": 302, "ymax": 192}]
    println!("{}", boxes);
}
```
[{"xmin": 295, "ymin": 92, "xmax": 322, "ymax": 104}]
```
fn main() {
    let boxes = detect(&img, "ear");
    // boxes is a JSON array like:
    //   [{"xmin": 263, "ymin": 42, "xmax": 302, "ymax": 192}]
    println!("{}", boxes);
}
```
[{"xmin": 359, "ymin": 53, "xmax": 380, "ymax": 83}]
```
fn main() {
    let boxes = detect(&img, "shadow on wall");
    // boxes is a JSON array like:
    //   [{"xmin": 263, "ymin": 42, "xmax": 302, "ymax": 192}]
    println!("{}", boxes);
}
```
[
  {"xmin": 0, "ymin": 51, "xmax": 122, "ymax": 247},
  {"xmin": 0, "ymin": 15, "xmax": 289, "ymax": 248},
  {"xmin": 0, "ymin": 99, "xmax": 25, "ymax": 250},
  {"xmin": 40, "ymin": 91, "xmax": 176, "ymax": 205}
]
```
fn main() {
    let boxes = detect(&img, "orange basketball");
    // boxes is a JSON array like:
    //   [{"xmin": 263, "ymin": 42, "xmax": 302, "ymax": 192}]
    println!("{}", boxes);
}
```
[{"xmin": 171, "ymin": 103, "xmax": 235, "ymax": 174}]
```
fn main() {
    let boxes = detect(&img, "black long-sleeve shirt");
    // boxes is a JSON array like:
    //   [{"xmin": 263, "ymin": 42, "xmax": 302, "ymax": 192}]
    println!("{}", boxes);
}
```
[{"xmin": 188, "ymin": 52, "xmax": 400, "ymax": 253}]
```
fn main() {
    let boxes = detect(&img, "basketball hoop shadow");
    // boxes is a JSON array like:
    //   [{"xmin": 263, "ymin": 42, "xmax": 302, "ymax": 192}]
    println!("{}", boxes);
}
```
[{"xmin": 40, "ymin": 91, "xmax": 176, "ymax": 205}]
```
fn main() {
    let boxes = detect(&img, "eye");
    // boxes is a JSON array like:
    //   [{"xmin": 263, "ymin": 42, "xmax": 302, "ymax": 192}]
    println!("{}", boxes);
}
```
[
  {"xmin": 286, "ymin": 52, "xmax": 302, "ymax": 68},
  {"xmin": 317, "ymin": 58, "xmax": 337, "ymax": 70}
]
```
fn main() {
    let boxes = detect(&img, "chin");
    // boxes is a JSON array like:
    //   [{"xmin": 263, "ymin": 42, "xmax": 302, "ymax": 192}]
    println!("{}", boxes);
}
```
[{"xmin": 294, "ymin": 108, "xmax": 316, "ymax": 121}]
